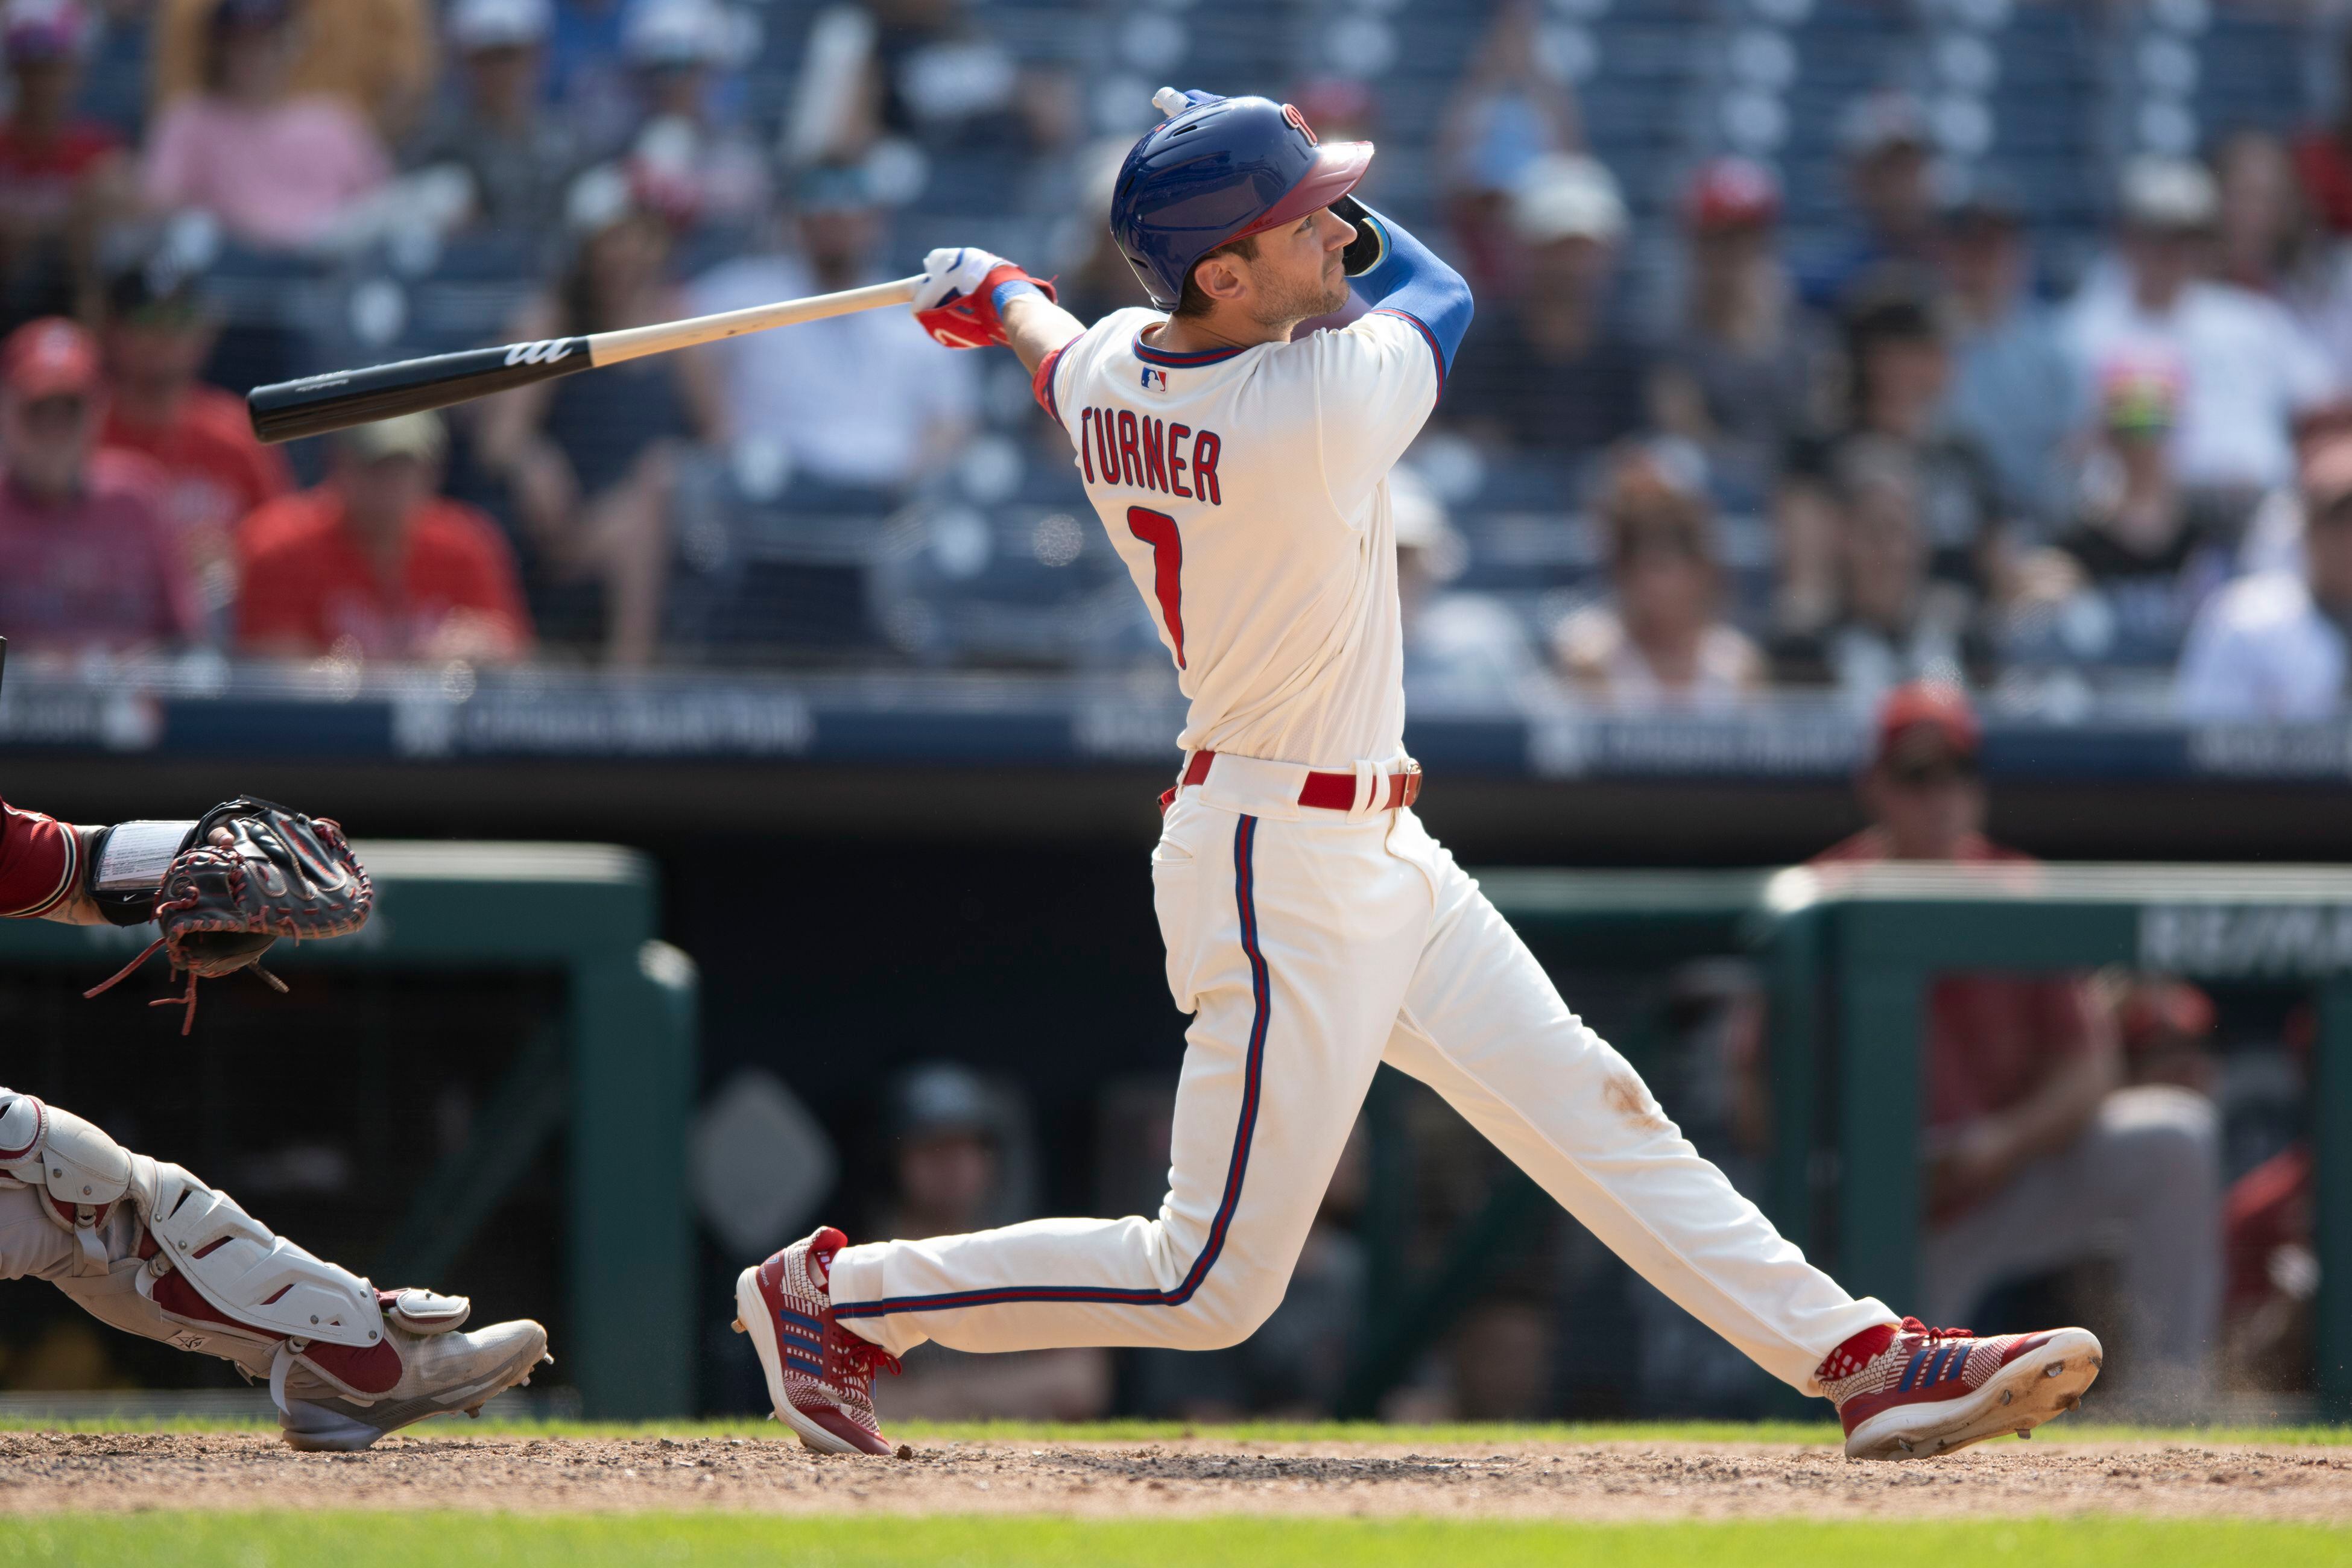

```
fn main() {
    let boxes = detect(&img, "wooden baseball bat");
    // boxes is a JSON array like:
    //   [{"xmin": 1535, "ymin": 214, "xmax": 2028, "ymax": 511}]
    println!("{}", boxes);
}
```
[{"xmin": 246, "ymin": 275, "xmax": 924, "ymax": 444}]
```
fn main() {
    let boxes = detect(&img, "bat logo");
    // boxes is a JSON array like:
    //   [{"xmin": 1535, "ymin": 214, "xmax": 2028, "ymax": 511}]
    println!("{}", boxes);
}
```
[{"xmin": 505, "ymin": 339, "xmax": 576, "ymax": 367}]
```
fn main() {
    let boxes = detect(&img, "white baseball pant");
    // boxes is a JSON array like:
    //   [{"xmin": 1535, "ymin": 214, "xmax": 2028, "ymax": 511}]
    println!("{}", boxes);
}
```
[{"xmin": 830, "ymin": 757, "xmax": 1894, "ymax": 1393}]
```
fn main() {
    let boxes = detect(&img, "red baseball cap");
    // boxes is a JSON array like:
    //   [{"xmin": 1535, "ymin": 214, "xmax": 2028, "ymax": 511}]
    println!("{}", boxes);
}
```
[
  {"xmin": 2117, "ymin": 979, "xmax": 2216, "ymax": 1052},
  {"xmin": 1872, "ymin": 680, "xmax": 1980, "ymax": 766},
  {"xmin": 1, "ymin": 317, "xmax": 100, "ymax": 400},
  {"xmin": 1684, "ymin": 157, "xmax": 1781, "ymax": 232}
]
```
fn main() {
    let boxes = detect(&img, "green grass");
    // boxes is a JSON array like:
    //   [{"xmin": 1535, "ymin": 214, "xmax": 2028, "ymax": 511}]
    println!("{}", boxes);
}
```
[
  {"xmin": 1, "ymin": 1413, "xmax": 2346, "ymax": 1447},
  {"xmin": 0, "ymin": 1514, "xmax": 2341, "ymax": 1568}
]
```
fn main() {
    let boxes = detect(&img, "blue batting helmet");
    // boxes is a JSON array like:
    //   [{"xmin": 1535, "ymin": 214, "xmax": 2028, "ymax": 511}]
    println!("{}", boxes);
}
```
[{"xmin": 1110, "ymin": 89, "xmax": 1374, "ymax": 310}]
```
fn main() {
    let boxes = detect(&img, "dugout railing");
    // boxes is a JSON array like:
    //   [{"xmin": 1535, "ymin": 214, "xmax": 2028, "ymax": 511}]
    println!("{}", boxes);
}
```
[
  {"xmin": 1348, "ymin": 866, "xmax": 2352, "ymax": 1421},
  {"xmin": 0, "ymin": 842, "xmax": 698, "ymax": 1419},
  {"xmin": 1757, "ymin": 862, "xmax": 2352, "ymax": 1420}
]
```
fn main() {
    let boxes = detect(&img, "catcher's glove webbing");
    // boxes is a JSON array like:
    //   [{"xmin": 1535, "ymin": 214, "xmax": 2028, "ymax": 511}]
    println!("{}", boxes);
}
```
[{"xmin": 84, "ymin": 798, "xmax": 374, "ymax": 1034}]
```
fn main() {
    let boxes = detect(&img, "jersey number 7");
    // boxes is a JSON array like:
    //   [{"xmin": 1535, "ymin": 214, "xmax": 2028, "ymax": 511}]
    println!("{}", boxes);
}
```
[{"xmin": 1127, "ymin": 506, "xmax": 1186, "ymax": 669}]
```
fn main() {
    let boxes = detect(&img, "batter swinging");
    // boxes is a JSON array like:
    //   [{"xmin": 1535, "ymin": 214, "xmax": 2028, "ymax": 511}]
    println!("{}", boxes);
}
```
[{"xmin": 735, "ymin": 88, "xmax": 2102, "ymax": 1461}]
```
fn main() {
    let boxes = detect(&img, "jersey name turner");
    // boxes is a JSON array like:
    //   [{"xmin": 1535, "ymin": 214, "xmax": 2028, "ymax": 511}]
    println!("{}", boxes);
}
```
[{"xmin": 1078, "ymin": 406, "xmax": 1223, "ymax": 505}]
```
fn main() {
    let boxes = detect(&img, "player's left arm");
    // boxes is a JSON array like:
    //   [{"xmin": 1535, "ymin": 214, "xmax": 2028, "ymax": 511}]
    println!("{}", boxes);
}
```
[
  {"xmin": 1307, "ymin": 204, "xmax": 1475, "ymax": 511},
  {"xmin": 1332, "ymin": 197, "xmax": 1475, "ymax": 382}
]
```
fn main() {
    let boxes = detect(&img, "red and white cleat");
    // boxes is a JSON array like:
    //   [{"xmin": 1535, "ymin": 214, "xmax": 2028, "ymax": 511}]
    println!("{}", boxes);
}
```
[
  {"xmin": 1821, "ymin": 1317, "xmax": 2104, "ymax": 1460},
  {"xmin": 733, "ymin": 1226, "xmax": 900, "ymax": 1456}
]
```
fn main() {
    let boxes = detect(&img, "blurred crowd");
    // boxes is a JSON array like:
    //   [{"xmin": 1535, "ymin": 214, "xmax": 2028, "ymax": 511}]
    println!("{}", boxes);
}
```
[{"xmin": 0, "ymin": 0, "xmax": 2345, "ymax": 722}]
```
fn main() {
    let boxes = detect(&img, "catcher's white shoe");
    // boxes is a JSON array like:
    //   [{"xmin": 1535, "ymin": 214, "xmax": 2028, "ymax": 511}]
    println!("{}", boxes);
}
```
[
  {"xmin": 276, "ymin": 1308, "xmax": 551, "ymax": 1453},
  {"xmin": 1821, "ymin": 1317, "xmax": 2103, "ymax": 1460},
  {"xmin": 734, "ymin": 1225, "xmax": 900, "ymax": 1455}
]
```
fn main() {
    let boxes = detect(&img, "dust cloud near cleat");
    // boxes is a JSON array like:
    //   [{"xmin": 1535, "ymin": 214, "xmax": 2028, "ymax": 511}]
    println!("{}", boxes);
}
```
[{"xmin": 1819, "ymin": 1318, "xmax": 2104, "ymax": 1461}]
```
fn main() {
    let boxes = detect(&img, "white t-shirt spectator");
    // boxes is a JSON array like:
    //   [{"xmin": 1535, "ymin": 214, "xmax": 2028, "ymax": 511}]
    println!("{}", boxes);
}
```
[
  {"xmin": 2063, "ymin": 278, "xmax": 2335, "ymax": 492},
  {"xmin": 2175, "ymin": 570, "xmax": 2348, "ymax": 720},
  {"xmin": 688, "ymin": 255, "xmax": 973, "ymax": 492}
]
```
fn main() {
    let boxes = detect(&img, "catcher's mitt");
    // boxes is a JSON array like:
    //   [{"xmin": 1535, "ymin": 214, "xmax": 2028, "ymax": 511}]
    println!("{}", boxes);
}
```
[{"xmin": 84, "ymin": 798, "xmax": 374, "ymax": 1034}]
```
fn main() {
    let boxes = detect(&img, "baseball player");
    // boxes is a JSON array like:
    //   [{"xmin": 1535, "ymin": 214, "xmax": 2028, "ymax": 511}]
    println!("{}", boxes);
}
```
[
  {"xmin": 0, "ymin": 767, "xmax": 551, "ymax": 1450},
  {"xmin": 735, "ymin": 89, "xmax": 2103, "ymax": 1461}
]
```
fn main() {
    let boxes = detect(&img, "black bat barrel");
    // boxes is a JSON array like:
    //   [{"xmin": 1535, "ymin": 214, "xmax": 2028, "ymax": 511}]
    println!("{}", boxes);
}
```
[{"xmin": 246, "ymin": 337, "xmax": 596, "ymax": 444}]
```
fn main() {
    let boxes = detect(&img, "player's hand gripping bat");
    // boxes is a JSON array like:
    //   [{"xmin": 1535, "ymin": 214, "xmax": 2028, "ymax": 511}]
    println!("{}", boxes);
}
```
[{"xmin": 245, "ymin": 275, "xmax": 923, "ymax": 444}]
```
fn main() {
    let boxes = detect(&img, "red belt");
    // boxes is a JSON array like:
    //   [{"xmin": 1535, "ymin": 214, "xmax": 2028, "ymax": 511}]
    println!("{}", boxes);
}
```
[{"xmin": 1161, "ymin": 751, "xmax": 1423, "ymax": 814}]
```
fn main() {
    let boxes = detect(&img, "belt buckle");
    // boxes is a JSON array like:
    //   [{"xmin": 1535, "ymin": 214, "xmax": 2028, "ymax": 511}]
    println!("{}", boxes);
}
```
[{"xmin": 1398, "ymin": 759, "xmax": 1422, "ymax": 809}]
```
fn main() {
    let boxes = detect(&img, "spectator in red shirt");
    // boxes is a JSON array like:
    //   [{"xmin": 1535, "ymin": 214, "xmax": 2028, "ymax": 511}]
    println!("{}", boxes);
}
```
[
  {"xmin": 0, "ymin": 315, "xmax": 198, "ymax": 651},
  {"xmin": 235, "ymin": 411, "xmax": 532, "ymax": 662},
  {"xmin": 0, "ymin": 1, "xmax": 130, "ymax": 329},
  {"xmin": 1812, "ymin": 682, "xmax": 2220, "ymax": 1412},
  {"xmin": 100, "ymin": 248, "xmax": 292, "ymax": 633}
]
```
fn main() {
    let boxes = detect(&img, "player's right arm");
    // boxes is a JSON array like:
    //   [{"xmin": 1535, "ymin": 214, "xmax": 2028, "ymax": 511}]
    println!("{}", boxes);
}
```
[{"xmin": 910, "ymin": 246, "xmax": 1084, "ymax": 382}]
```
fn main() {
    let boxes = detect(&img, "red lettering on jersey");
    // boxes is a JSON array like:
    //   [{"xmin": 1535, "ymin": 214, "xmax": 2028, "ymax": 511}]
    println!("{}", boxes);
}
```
[
  {"xmin": 1192, "ymin": 429, "xmax": 1222, "ymax": 505},
  {"xmin": 1127, "ymin": 505, "xmax": 1185, "ymax": 668},
  {"xmin": 1092, "ymin": 407, "xmax": 1120, "ymax": 484},
  {"xmin": 1168, "ymin": 423, "xmax": 1192, "ymax": 498},
  {"xmin": 1078, "ymin": 408, "xmax": 1097, "ymax": 484},
  {"xmin": 1116, "ymin": 410, "xmax": 1143, "ymax": 488},
  {"xmin": 1140, "ymin": 416, "xmax": 1169, "ymax": 493}
]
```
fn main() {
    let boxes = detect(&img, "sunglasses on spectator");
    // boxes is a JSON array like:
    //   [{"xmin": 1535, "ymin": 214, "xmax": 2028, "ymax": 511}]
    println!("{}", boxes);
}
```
[{"xmin": 1885, "ymin": 754, "xmax": 1979, "ymax": 788}]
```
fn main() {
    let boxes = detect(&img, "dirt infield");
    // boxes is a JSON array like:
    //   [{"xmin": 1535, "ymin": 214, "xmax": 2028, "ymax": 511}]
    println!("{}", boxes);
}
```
[{"xmin": 0, "ymin": 1430, "xmax": 2345, "ymax": 1520}]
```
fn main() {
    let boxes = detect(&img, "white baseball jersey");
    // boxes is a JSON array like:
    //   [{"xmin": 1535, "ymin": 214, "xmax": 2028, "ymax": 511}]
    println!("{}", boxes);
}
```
[{"xmin": 1037, "ymin": 306, "xmax": 1442, "ymax": 770}]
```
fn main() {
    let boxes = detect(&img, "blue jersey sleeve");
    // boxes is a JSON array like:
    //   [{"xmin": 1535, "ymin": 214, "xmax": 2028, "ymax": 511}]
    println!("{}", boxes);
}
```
[{"xmin": 1345, "ymin": 204, "xmax": 1474, "ymax": 379}]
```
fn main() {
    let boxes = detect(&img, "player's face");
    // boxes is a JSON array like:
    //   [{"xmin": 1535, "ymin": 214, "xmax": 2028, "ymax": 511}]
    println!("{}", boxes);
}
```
[
  {"xmin": 1864, "ymin": 736, "xmax": 1985, "ymax": 860},
  {"xmin": 2, "ymin": 390, "xmax": 94, "ymax": 495},
  {"xmin": 1238, "ymin": 207, "xmax": 1354, "ymax": 328}
]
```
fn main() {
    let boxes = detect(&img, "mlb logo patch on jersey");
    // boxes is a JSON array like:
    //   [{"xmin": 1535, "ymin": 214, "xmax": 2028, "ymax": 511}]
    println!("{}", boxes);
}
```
[{"xmin": 1141, "ymin": 366, "xmax": 1169, "ymax": 393}]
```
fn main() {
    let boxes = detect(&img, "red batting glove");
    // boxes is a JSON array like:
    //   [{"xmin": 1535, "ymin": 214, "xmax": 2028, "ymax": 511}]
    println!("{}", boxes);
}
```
[{"xmin": 913, "ymin": 247, "xmax": 1057, "ymax": 350}]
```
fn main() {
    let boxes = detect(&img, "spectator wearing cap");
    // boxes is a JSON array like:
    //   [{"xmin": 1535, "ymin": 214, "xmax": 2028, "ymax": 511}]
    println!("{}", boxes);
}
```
[
  {"xmin": 687, "ymin": 160, "xmax": 974, "ymax": 502},
  {"xmin": 2115, "ymin": 977, "xmax": 2218, "ymax": 1097},
  {"xmin": 2005, "ymin": 364, "xmax": 2237, "ymax": 672},
  {"xmin": 1778, "ymin": 285, "xmax": 2003, "ymax": 648},
  {"xmin": 153, "ymin": 0, "xmax": 432, "ymax": 138},
  {"xmin": 1439, "ymin": 151, "xmax": 1648, "ymax": 461},
  {"xmin": 1813, "ymin": 683, "xmax": 2221, "ymax": 1412},
  {"xmin": 1393, "ymin": 463, "xmax": 1539, "ymax": 705},
  {"xmin": 1801, "ymin": 90, "xmax": 1939, "ymax": 310},
  {"xmin": 1771, "ymin": 436, "xmax": 1990, "ymax": 701},
  {"xmin": 2295, "ymin": 31, "xmax": 2352, "ymax": 237},
  {"xmin": 141, "ymin": 0, "xmax": 390, "ymax": 251},
  {"xmin": 617, "ymin": 0, "xmax": 768, "ymax": 233},
  {"xmin": 402, "ymin": 0, "xmax": 581, "ymax": 247},
  {"xmin": 0, "ymin": 315, "xmax": 198, "ymax": 652},
  {"xmin": 1552, "ymin": 444, "xmax": 1763, "ymax": 710},
  {"xmin": 476, "ymin": 164, "xmax": 721, "ymax": 666},
  {"xmin": 1432, "ymin": 0, "xmax": 1582, "ymax": 297},
  {"xmin": 2176, "ymin": 434, "xmax": 2352, "ymax": 720},
  {"xmin": 0, "ymin": 1, "xmax": 128, "ymax": 330},
  {"xmin": 1853, "ymin": 285, "xmax": 2009, "ymax": 572},
  {"xmin": 1938, "ymin": 182, "xmax": 2085, "ymax": 533},
  {"xmin": 864, "ymin": 1063, "xmax": 1112, "ymax": 1423},
  {"xmin": 234, "ymin": 411, "xmax": 532, "ymax": 662},
  {"xmin": 2063, "ymin": 156, "xmax": 2336, "ymax": 501},
  {"xmin": 99, "ymin": 250, "xmax": 291, "ymax": 630},
  {"xmin": 1647, "ymin": 157, "xmax": 1837, "ymax": 511}
]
